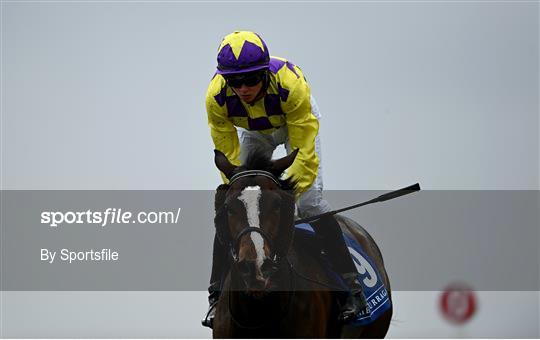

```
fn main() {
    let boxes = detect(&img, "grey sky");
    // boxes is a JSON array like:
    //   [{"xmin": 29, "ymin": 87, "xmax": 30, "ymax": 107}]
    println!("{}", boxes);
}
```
[{"xmin": 2, "ymin": 2, "xmax": 538, "ymax": 190}]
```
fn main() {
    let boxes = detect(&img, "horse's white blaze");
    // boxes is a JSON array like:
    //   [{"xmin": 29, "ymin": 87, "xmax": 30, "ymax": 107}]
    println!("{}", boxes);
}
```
[{"xmin": 238, "ymin": 186, "xmax": 265, "ymax": 269}]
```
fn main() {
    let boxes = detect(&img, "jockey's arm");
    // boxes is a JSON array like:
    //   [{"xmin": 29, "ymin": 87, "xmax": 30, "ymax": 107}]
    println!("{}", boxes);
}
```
[
  {"xmin": 206, "ymin": 95, "xmax": 241, "ymax": 183},
  {"xmin": 283, "ymin": 78, "xmax": 320, "ymax": 197}
]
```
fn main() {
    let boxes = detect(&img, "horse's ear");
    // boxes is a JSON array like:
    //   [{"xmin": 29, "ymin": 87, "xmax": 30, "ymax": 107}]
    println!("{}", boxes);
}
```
[
  {"xmin": 271, "ymin": 148, "xmax": 299, "ymax": 176},
  {"xmin": 214, "ymin": 149, "xmax": 236, "ymax": 179}
]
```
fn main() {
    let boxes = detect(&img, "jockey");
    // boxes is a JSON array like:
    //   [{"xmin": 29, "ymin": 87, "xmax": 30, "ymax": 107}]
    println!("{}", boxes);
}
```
[{"xmin": 203, "ymin": 31, "xmax": 366, "ymax": 328}]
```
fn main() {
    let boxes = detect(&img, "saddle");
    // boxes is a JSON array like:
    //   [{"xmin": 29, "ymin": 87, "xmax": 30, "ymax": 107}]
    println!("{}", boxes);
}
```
[{"xmin": 290, "ymin": 222, "xmax": 392, "ymax": 326}]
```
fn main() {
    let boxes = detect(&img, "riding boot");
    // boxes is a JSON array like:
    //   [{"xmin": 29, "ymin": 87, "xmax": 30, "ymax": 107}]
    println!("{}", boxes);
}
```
[
  {"xmin": 310, "ymin": 214, "xmax": 367, "ymax": 323},
  {"xmin": 201, "ymin": 234, "xmax": 227, "ymax": 329}
]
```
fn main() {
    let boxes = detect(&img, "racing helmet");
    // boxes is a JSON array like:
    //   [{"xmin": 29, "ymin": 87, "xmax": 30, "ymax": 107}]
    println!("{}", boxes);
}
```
[{"xmin": 216, "ymin": 31, "xmax": 270, "ymax": 75}]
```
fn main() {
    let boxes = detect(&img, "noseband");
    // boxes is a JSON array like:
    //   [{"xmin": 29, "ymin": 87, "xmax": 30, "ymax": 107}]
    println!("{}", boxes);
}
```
[{"xmin": 226, "ymin": 170, "xmax": 284, "ymax": 266}]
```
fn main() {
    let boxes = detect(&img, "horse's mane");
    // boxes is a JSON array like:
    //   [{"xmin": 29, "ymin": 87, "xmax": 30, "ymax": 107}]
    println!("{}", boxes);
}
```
[{"xmin": 240, "ymin": 151, "xmax": 274, "ymax": 172}]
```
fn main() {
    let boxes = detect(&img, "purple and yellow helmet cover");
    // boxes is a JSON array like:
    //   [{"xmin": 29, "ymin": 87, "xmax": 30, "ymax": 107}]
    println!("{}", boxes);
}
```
[{"xmin": 217, "ymin": 31, "xmax": 270, "ymax": 75}]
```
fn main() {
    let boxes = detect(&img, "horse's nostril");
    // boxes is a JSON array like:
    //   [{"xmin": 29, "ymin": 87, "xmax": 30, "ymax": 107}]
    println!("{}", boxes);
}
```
[
  {"xmin": 261, "ymin": 259, "xmax": 278, "ymax": 278},
  {"xmin": 237, "ymin": 260, "xmax": 253, "ymax": 276}
]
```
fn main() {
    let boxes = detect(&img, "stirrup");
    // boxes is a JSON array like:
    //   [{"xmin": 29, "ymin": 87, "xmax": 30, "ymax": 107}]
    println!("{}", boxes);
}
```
[
  {"xmin": 339, "ymin": 273, "xmax": 367, "ymax": 323},
  {"xmin": 339, "ymin": 292, "xmax": 367, "ymax": 323},
  {"xmin": 201, "ymin": 300, "xmax": 218, "ymax": 329}
]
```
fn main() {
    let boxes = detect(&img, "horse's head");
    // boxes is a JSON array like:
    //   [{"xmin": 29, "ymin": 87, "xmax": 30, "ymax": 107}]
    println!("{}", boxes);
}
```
[{"xmin": 213, "ymin": 149, "xmax": 298, "ymax": 294}]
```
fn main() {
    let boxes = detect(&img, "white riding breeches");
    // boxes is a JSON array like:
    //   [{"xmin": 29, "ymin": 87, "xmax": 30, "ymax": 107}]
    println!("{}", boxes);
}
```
[{"xmin": 237, "ymin": 95, "xmax": 332, "ymax": 219}]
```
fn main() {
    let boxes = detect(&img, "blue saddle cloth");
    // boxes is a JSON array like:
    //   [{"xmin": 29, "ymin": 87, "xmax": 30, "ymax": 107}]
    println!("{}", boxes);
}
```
[{"xmin": 295, "ymin": 223, "xmax": 392, "ymax": 326}]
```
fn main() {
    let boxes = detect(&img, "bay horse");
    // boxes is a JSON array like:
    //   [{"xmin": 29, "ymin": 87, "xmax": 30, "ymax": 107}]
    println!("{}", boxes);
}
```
[{"xmin": 211, "ymin": 149, "xmax": 392, "ymax": 338}]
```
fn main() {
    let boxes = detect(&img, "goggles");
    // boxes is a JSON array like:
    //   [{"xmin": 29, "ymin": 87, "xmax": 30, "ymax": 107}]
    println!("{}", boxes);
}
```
[{"xmin": 225, "ymin": 70, "xmax": 266, "ymax": 88}]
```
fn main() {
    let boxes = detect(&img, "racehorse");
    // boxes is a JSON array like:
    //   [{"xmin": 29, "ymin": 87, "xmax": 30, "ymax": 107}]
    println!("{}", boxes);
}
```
[{"xmin": 211, "ymin": 149, "xmax": 392, "ymax": 338}]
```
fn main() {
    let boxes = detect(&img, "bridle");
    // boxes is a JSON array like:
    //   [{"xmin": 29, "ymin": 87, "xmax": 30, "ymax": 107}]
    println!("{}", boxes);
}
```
[
  {"xmin": 228, "ymin": 169, "xmax": 280, "ymax": 187},
  {"xmin": 220, "ymin": 169, "xmax": 297, "ymax": 329},
  {"xmin": 224, "ymin": 170, "xmax": 286, "ymax": 267},
  {"xmin": 222, "ymin": 170, "xmax": 293, "ymax": 329}
]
